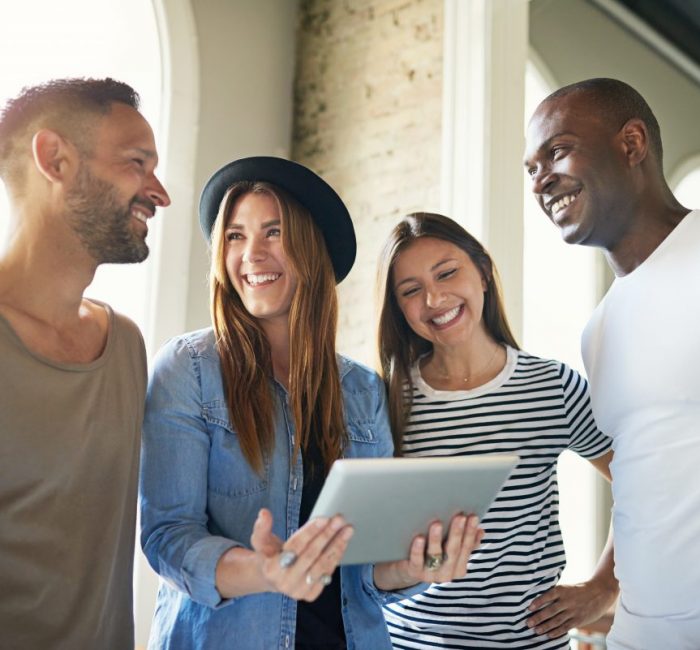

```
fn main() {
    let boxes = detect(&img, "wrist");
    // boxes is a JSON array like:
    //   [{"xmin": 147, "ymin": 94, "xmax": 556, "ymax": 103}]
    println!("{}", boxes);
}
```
[{"xmin": 374, "ymin": 561, "xmax": 416, "ymax": 591}]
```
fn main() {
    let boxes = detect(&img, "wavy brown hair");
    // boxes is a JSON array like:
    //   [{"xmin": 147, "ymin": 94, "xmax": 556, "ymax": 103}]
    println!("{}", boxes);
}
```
[
  {"xmin": 210, "ymin": 181, "xmax": 347, "ymax": 474},
  {"xmin": 377, "ymin": 212, "xmax": 519, "ymax": 451}
]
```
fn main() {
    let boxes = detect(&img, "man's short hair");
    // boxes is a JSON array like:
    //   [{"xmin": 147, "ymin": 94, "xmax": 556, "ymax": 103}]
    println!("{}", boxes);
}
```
[
  {"xmin": 0, "ymin": 77, "xmax": 140, "ymax": 189},
  {"xmin": 545, "ymin": 77, "xmax": 663, "ymax": 164}
]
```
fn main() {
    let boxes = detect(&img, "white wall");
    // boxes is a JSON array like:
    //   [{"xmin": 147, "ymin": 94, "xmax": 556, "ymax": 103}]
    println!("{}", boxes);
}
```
[{"xmin": 184, "ymin": 0, "xmax": 300, "ymax": 334}]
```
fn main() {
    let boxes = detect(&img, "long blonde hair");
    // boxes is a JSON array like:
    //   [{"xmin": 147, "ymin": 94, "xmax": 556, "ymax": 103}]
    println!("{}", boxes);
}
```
[
  {"xmin": 377, "ymin": 212, "xmax": 519, "ymax": 451},
  {"xmin": 210, "ymin": 181, "xmax": 347, "ymax": 473}
]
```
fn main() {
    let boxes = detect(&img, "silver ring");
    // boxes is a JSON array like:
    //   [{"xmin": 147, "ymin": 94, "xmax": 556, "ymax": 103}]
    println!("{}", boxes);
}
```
[
  {"xmin": 305, "ymin": 572, "xmax": 315, "ymax": 585},
  {"xmin": 424, "ymin": 553, "xmax": 444, "ymax": 571},
  {"xmin": 279, "ymin": 550, "xmax": 297, "ymax": 569},
  {"xmin": 319, "ymin": 573, "xmax": 332, "ymax": 586}
]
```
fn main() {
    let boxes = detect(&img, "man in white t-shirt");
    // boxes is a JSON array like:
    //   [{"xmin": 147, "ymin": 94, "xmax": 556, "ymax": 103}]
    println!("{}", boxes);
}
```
[{"xmin": 524, "ymin": 77, "xmax": 700, "ymax": 650}]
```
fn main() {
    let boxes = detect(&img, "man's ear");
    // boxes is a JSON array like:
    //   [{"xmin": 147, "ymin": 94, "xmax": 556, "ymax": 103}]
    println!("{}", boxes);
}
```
[
  {"xmin": 31, "ymin": 129, "xmax": 77, "ymax": 184},
  {"xmin": 620, "ymin": 118, "xmax": 649, "ymax": 167}
]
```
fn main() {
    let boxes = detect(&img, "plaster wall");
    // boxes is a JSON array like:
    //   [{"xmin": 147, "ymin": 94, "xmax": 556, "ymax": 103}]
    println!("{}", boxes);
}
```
[{"xmin": 185, "ymin": 0, "xmax": 299, "ymax": 332}]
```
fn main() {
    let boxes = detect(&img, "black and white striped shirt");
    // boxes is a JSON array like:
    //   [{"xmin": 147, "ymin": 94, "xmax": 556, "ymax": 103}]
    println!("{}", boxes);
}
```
[{"xmin": 383, "ymin": 347, "xmax": 612, "ymax": 649}]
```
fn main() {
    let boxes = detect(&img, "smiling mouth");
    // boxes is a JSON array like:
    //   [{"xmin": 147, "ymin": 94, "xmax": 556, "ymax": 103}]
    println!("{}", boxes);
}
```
[
  {"xmin": 245, "ymin": 273, "xmax": 281, "ymax": 287},
  {"xmin": 130, "ymin": 199, "xmax": 156, "ymax": 227},
  {"xmin": 550, "ymin": 190, "xmax": 581, "ymax": 216},
  {"xmin": 431, "ymin": 305, "xmax": 462, "ymax": 327}
]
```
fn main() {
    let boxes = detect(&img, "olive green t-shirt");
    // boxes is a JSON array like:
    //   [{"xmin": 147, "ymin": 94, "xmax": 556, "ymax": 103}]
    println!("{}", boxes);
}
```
[{"xmin": 0, "ymin": 301, "xmax": 146, "ymax": 650}]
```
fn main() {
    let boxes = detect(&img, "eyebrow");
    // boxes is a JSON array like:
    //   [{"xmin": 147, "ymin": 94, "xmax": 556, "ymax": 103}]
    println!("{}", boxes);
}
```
[
  {"xmin": 523, "ymin": 131, "xmax": 577, "ymax": 165},
  {"xmin": 226, "ymin": 219, "xmax": 281, "ymax": 230},
  {"xmin": 129, "ymin": 146, "xmax": 157, "ymax": 160},
  {"xmin": 394, "ymin": 258, "xmax": 457, "ymax": 289}
]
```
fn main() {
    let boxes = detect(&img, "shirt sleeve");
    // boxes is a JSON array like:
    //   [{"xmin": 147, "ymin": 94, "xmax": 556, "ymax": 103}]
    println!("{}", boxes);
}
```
[
  {"xmin": 139, "ymin": 336, "xmax": 239, "ymax": 609},
  {"xmin": 560, "ymin": 363, "xmax": 613, "ymax": 459}
]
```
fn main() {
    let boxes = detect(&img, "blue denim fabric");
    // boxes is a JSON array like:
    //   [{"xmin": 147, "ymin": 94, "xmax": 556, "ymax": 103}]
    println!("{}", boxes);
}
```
[{"xmin": 140, "ymin": 328, "xmax": 419, "ymax": 650}]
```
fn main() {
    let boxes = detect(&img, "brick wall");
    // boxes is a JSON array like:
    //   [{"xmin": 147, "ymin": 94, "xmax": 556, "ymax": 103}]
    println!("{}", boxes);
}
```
[{"xmin": 292, "ymin": 0, "xmax": 444, "ymax": 366}]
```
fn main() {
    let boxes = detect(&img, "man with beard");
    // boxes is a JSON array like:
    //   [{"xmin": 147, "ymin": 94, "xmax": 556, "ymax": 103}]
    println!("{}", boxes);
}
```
[
  {"xmin": 524, "ymin": 78, "xmax": 700, "ymax": 649},
  {"xmin": 0, "ymin": 78, "xmax": 170, "ymax": 649}
]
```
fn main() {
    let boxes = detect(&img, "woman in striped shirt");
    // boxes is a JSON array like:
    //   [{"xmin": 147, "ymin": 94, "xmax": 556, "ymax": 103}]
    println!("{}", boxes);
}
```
[{"xmin": 377, "ymin": 213, "xmax": 617, "ymax": 649}]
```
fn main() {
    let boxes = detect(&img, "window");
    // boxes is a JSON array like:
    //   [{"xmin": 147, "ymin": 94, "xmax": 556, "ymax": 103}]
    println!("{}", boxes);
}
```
[
  {"xmin": 523, "ymin": 58, "xmax": 605, "ymax": 585},
  {"xmin": 0, "ymin": 0, "xmax": 162, "ymax": 334},
  {"xmin": 672, "ymin": 158, "xmax": 700, "ymax": 209},
  {"xmin": 0, "ymin": 3, "xmax": 163, "ymax": 646}
]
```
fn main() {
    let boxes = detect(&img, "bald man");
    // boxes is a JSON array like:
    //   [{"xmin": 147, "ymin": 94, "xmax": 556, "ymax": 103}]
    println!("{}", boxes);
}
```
[{"xmin": 525, "ymin": 78, "xmax": 700, "ymax": 650}]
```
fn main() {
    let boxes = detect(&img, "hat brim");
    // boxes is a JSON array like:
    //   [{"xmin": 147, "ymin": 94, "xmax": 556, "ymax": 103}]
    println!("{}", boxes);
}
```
[{"xmin": 199, "ymin": 156, "xmax": 356, "ymax": 283}]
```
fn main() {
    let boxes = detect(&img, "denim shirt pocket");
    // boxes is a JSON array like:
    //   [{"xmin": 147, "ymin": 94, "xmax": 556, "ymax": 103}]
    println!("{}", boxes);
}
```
[
  {"xmin": 202, "ymin": 402, "xmax": 269, "ymax": 498},
  {"xmin": 344, "ymin": 420, "xmax": 380, "ymax": 459}
]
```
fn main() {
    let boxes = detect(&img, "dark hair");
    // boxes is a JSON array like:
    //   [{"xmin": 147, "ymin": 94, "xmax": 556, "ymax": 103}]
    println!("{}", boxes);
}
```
[
  {"xmin": 545, "ymin": 77, "xmax": 663, "ymax": 164},
  {"xmin": 377, "ymin": 212, "xmax": 519, "ymax": 449},
  {"xmin": 0, "ymin": 77, "xmax": 140, "ymax": 187}
]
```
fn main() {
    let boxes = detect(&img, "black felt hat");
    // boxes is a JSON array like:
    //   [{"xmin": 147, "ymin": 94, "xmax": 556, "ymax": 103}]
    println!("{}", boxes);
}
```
[{"xmin": 199, "ymin": 156, "xmax": 356, "ymax": 283}]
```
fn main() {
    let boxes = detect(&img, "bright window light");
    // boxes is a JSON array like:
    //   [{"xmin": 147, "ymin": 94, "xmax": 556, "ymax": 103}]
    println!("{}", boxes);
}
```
[
  {"xmin": 674, "ymin": 166, "xmax": 700, "ymax": 209},
  {"xmin": 523, "ymin": 60, "xmax": 602, "ymax": 586},
  {"xmin": 0, "ymin": 0, "xmax": 162, "ymax": 333}
]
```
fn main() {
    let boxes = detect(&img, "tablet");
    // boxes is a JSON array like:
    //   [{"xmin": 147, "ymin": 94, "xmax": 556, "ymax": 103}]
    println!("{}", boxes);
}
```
[{"xmin": 309, "ymin": 454, "xmax": 518, "ymax": 565}]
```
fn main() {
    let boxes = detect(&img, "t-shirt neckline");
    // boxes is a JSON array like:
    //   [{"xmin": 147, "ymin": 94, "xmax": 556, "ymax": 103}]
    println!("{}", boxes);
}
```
[{"xmin": 411, "ymin": 345, "xmax": 518, "ymax": 401}]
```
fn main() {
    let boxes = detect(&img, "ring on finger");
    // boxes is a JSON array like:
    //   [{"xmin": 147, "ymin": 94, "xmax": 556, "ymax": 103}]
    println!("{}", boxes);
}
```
[
  {"xmin": 279, "ymin": 550, "xmax": 297, "ymax": 569},
  {"xmin": 305, "ymin": 572, "xmax": 315, "ymax": 586},
  {"xmin": 424, "ymin": 553, "xmax": 444, "ymax": 571},
  {"xmin": 319, "ymin": 573, "xmax": 332, "ymax": 586}
]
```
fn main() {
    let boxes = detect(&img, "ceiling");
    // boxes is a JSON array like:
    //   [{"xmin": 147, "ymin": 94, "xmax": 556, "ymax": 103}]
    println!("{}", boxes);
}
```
[{"xmin": 617, "ymin": 0, "xmax": 700, "ymax": 68}]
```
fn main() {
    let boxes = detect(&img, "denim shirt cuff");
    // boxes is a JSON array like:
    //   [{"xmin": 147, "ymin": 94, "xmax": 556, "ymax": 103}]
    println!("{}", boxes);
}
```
[
  {"xmin": 181, "ymin": 536, "xmax": 241, "ymax": 608},
  {"xmin": 360, "ymin": 563, "xmax": 428, "ymax": 606}
]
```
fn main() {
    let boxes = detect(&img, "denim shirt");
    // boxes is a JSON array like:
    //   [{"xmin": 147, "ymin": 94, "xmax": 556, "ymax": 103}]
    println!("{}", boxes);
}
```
[{"xmin": 140, "ymin": 328, "xmax": 421, "ymax": 650}]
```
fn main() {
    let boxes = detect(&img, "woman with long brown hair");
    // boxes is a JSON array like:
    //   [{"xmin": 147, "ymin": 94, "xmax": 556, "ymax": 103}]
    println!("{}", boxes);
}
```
[
  {"xmin": 377, "ymin": 212, "xmax": 616, "ymax": 649},
  {"xmin": 139, "ymin": 161, "xmax": 481, "ymax": 650}
]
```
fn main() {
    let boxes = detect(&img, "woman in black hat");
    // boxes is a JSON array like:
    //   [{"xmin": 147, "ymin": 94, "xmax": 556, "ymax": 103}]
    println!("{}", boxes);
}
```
[{"xmin": 139, "ymin": 158, "xmax": 482, "ymax": 650}]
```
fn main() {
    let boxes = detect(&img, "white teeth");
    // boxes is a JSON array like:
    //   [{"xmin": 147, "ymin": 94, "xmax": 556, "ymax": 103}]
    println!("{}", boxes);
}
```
[
  {"xmin": 246, "ymin": 273, "xmax": 281, "ymax": 286},
  {"xmin": 131, "ymin": 208, "xmax": 149, "ymax": 224},
  {"xmin": 432, "ymin": 306, "xmax": 460, "ymax": 326},
  {"xmin": 551, "ymin": 192, "xmax": 579, "ymax": 215}
]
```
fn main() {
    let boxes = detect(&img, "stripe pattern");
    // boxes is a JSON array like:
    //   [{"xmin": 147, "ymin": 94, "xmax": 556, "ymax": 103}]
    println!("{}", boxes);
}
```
[{"xmin": 384, "ymin": 349, "xmax": 611, "ymax": 649}]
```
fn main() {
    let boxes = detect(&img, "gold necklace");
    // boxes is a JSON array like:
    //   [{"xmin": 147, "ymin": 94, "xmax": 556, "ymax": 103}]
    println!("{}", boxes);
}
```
[{"xmin": 430, "ymin": 345, "xmax": 502, "ymax": 385}]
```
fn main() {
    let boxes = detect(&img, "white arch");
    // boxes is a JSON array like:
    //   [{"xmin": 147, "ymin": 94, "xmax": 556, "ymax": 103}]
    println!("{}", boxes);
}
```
[
  {"xmin": 132, "ymin": 4, "xmax": 200, "ymax": 645},
  {"xmin": 146, "ymin": 0, "xmax": 201, "ymax": 356}
]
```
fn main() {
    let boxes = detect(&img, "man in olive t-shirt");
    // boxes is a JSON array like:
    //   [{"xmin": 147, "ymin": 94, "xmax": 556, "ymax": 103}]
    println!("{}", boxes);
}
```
[{"xmin": 0, "ymin": 78, "xmax": 170, "ymax": 649}]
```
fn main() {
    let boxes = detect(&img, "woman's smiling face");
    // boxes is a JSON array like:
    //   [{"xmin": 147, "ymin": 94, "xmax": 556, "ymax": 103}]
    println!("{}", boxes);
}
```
[
  {"xmin": 224, "ymin": 191, "xmax": 298, "ymax": 329},
  {"xmin": 392, "ymin": 236, "xmax": 488, "ymax": 349}
]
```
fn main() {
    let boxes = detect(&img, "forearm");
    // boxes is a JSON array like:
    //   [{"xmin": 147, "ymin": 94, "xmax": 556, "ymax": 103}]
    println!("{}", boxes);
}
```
[{"xmin": 589, "ymin": 524, "xmax": 618, "ymax": 595}]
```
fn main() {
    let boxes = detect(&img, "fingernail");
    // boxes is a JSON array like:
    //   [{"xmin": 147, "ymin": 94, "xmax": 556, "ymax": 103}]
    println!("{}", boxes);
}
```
[
  {"xmin": 330, "ymin": 516, "xmax": 346, "ymax": 530},
  {"xmin": 342, "ymin": 526, "xmax": 354, "ymax": 540},
  {"xmin": 314, "ymin": 517, "xmax": 329, "ymax": 528}
]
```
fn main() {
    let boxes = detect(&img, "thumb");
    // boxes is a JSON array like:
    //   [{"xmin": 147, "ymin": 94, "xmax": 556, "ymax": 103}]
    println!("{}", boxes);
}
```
[{"xmin": 250, "ymin": 508, "xmax": 282, "ymax": 557}]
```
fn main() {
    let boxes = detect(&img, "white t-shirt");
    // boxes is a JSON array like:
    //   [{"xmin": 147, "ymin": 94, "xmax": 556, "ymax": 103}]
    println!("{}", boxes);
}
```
[{"xmin": 582, "ymin": 210, "xmax": 700, "ymax": 650}]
